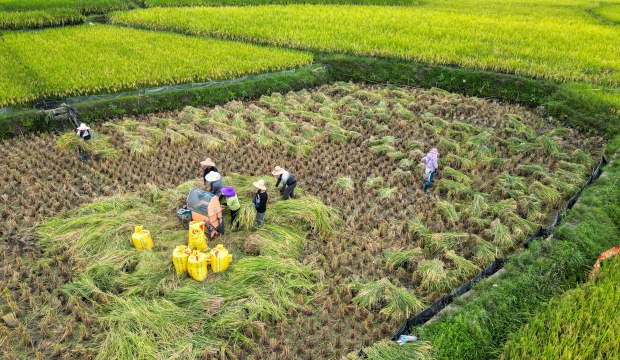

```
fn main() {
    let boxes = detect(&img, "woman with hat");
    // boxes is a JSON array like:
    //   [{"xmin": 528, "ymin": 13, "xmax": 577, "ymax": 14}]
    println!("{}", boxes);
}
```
[
  {"xmin": 200, "ymin": 158, "xmax": 218, "ymax": 186},
  {"xmin": 205, "ymin": 171, "xmax": 223, "ymax": 197},
  {"xmin": 76, "ymin": 123, "xmax": 91, "ymax": 142},
  {"xmin": 421, "ymin": 148, "xmax": 440, "ymax": 192},
  {"xmin": 272, "ymin": 166, "xmax": 297, "ymax": 200},
  {"xmin": 252, "ymin": 179, "xmax": 268, "ymax": 226},
  {"xmin": 221, "ymin": 186, "xmax": 240, "ymax": 230}
]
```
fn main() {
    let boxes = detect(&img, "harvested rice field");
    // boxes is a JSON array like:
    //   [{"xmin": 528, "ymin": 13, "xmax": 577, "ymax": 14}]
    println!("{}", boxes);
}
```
[{"xmin": 0, "ymin": 83, "xmax": 604, "ymax": 359}]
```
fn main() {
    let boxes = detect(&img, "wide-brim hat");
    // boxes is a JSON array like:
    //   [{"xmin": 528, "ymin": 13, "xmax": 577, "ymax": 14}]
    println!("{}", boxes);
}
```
[
  {"xmin": 77, "ymin": 123, "xmax": 90, "ymax": 131},
  {"xmin": 200, "ymin": 158, "xmax": 215, "ymax": 167},
  {"xmin": 221, "ymin": 186, "xmax": 236, "ymax": 197},
  {"xmin": 204, "ymin": 172, "xmax": 221, "ymax": 182},
  {"xmin": 271, "ymin": 166, "xmax": 285, "ymax": 176},
  {"xmin": 253, "ymin": 179, "xmax": 267, "ymax": 191}
]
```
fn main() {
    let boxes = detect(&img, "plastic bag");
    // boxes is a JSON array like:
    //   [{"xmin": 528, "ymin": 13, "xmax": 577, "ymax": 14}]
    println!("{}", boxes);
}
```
[{"xmin": 188, "ymin": 221, "xmax": 208, "ymax": 251}]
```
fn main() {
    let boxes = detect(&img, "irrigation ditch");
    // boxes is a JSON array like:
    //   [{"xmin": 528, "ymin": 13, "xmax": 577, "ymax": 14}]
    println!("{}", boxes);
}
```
[{"xmin": 386, "ymin": 155, "xmax": 608, "ymax": 347}]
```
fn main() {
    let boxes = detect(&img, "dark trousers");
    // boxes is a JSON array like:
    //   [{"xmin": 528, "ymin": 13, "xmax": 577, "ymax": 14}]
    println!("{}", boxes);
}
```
[
  {"xmin": 281, "ymin": 182, "xmax": 297, "ymax": 200},
  {"xmin": 230, "ymin": 209, "xmax": 239, "ymax": 228},
  {"xmin": 423, "ymin": 171, "xmax": 436, "ymax": 192}
]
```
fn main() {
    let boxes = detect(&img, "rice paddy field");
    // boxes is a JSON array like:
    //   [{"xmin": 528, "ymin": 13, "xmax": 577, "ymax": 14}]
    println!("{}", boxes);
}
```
[
  {"xmin": 0, "ymin": 24, "xmax": 312, "ymax": 107},
  {"xmin": 0, "ymin": 83, "xmax": 605, "ymax": 359},
  {"xmin": 111, "ymin": 0, "xmax": 620, "ymax": 85}
]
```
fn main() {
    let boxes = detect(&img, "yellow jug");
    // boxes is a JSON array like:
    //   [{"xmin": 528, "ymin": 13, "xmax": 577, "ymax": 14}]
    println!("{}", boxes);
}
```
[
  {"xmin": 188, "ymin": 221, "xmax": 208, "ymax": 252},
  {"xmin": 187, "ymin": 250, "xmax": 208, "ymax": 281},
  {"xmin": 132, "ymin": 225, "xmax": 154, "ymax": 250},
  {"xmin": 172, "ymin": 245, "xmax": 191, "ymax": 275},
  {"xmin": 210, "ymin": 244, "xmax": 233, "ymax": 273}
]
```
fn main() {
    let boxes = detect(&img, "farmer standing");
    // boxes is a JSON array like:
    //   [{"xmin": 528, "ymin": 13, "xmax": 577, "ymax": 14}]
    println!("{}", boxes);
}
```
[
  {"xmin": 272, "ymin": 166, "xmax": 297, "ymax": 200},
  {"xmin": 421, "ymin": 148, "xmax": 440, "ymax": 192},
  {"xmin": 205, "ymin": 171, "xmax": 223, "ymax": 198},
  {"xmin": 221, "ymin": 186, "xmax": 240, "ymax": 230},
  {"xmin": 252, "ymin": 179, "xmax": 268, "ymax": 226},
  {"xmin": 200, "ymin": 158, "xmax": 218, "ymax": 186}
]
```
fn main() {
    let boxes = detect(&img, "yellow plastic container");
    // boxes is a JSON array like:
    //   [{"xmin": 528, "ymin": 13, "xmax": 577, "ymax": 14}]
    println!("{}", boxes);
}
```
[
  {"xmin": 132, "ymin": 225, "xmax": 153, "ymax": 250},
  {"xmin": 172, "ymin": 245, "xmax": 191, "ymax": 275},
  {"xmin": 187, "ymin": 250, "xmax": 208, "ymax": 281},
  {"xmin": 188, "ymin": 221, "xmax": 208, "ymax": 252},
  {"xmin": 210, "ymin": 244, "xmax": 233, "ymax": 273}
]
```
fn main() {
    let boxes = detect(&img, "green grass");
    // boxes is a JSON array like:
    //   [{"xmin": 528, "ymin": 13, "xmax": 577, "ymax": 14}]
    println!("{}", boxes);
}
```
[
  {"xmin": 0, "ymin": 24, "xmax": 312, "ymax": 107},
  {"xmin": 111, "ymin": 0, "xmax": 620, "ymax": 85},
  {"xmin": 502, "ymin": 254, "xmax": 620, "ymax": 359}
]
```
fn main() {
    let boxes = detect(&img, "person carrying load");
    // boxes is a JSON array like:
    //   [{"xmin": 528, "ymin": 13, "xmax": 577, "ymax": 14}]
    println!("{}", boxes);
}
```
[
  {"xmin": 421, "ymin": 148, "xmax": 440, "ymax": 192},
  {"xmin": 272, "ymin": 166, "xmax": 297, "ymax": 200},
  {"xmin": 200, "ymin": 158, "xmax": 218, "ymax": 186}
]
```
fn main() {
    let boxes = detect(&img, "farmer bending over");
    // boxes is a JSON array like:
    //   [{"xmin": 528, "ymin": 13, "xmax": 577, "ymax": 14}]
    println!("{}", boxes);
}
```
[
  {"xmin": 252, "ymin": 179, "xmax": 268, "ymax": 226},
  {"xmin": 272, "ymin": 166, "xmax": 297, "ymax": 200},
  {"xmin": 205, "ymin": 171, "xmax": 223, "ymax": 198},
  {"xmin": 422, "ymin": 148, "xmax": 440, "ymax": 192},
  {"xmin": 76, "ymin": 123, "xmax": 91, "ymax": 161},
  {"xmin": 201, "ymin": 158, "xmax": 218, "ymax": 186}
]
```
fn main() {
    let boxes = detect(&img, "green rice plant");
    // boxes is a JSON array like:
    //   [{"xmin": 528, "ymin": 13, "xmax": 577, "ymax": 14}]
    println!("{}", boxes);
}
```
[
  {"xmin": 407, "ymin": 140, "xmax": 421, "ymax": 149},
  {"xmin": 485, "ymin": 218, "xmax": 514, "ymax": 250},
  {"xmin": 353, "ymin": 339, "xmax": 433, "ymax": 360},
  {"xmin": 335, "ymin": 177, "xmax": 355, "ymax": 192},
  {"xmin": 0, "ymin": 8, "xmax": 84, "ymax": 30},
  {"xmin": 511, "ymin": 216, "xmax": 538, "ymax": 242},
  {"xmin": 488, "ymin": 199, "xmax": 518, "ymax": 224},
  {"xmin": 443, "ymin": 166, "xmax": 472, "ymax": 184},
  {"xmin": 556, "ymin": 169, "xmax": 586, "ymax": 185},
  {"xmin": 270, "ymin": 196, "xmax": 341, "ymax": 237},
  {"xmin": 557, "ymin": 160, "xmax": 587, "ymax": 175},
  {"xmin": 378, "ymin": 187, "xmax": 398, "ymax": 199},
  {"xmin": 165, "ymin": 287, "xmax": 224, "ymax": 314},
  {"xmin": 399, "ymin": 158, "xmax": 413, "ymax": 168},
  {"xmin": 407, "ymin": 218, "xmax": 429, "ymax": 240},
  {"xmin": 0, "ymin": 0, "xmax": 130, "ymax": 14},
  {"xmin": 370, "ymin": 144, "xmax": 394, "ymax": 155},
  {"xmin": 0, "ymin": 24, "xmax": 313, "ymax": 107},
  {"xmin": 415, "ymin": 259, "xmax": 452, "ymax": 293},
  {"xmin": 437, "ymin": 200, "xmax": 460, "ymax": 223},
  {"xmin": 375, "ymin": 123, "xmax": 390, "ymax": 132},
  {"xmin": 368, "ymin": 135, "xmax": 395, "ymax": 146},
  {"xmin": 444, "ymin": 154, "xmax": 475, "ymax": 170},
  {"xmin": 529, "ymin": 181, "xmax": 562, "ymax": 207},
  {"xmin": 96, "ymin": 296, "xmax": 217, "ymax": 360},
  {"xmin": 509, "ymin": 141, "xmax": 540, "ymax": 155},
  {"xmin": 504, "ymin": 114, "xmax": 536, "ymax": 139},
  {"xmin": 55, "ymin": 132, "xmax": 120, "ymax": 158},
  {"xmin": 536, "ymin": 134, "xmax": 561, "ymax": 156},
  {"xmin": 252, "ymin": 133, "xmax": 275, "ymax": 148},
  {"xmin": 352, "ymin": 278, "xmax": 424, "ymax": 321},
  {"xmin": 254, "ymin": 224, "xmax": 306, "ymax": 258},
  {"xmin": 471, "ymin": 238, "xmax": 497, "ymax": 266},
  {"xmin": 387, "ymin": 151, "xmax": 405, "ymax": 159},
  {"xmin": 444, "ymin": 250, "xmax": 481, "ymax": 281},
  {"xmin": 545, "ymin": 174, "xmax": 579, "ymax": 194},
  {"xmin": 427, "ymin": 232, "xmax": 468, "ymax": 253},
  {"xmin": 235, "ymin": 202, "xmax": 259, "ymax": 231},
  {"xmin": 571, "ymin": 149, "xmax": 596, "ymax": 167},
  {"xmin": 438, "ymin": 136, "xmax": 460, "ymax": 154},
  {"xmin": 493, "ymin": 172, "xmax": 528, "ymax": 198},
  {"xmin": 391, "ymin": 168, "xmax": 412, "ymax": 180},
  {"xmin": 467, "ymin": 193, "xmax": 489, "ymax": 218},
  {"xmin": 517, "ymin": 164, "xmax": 548, "ymax": 178},
  {"xmin": 385, "ymin": 247, "xmax": 423, "ymax": 270},
  {"xmin": 165, "ymin": 128, "xmax": 188, "ymax": 145},
  {"xmin": 437, "ymin": 179, "xmax": 473, "ymax": 199},
  {"xmin": 464, "ymin": 130, "xmax": 494, "ymax": 150},
  {"xmin": 365, "ymin": 176, "xmax": 384, "ymax": 189}
]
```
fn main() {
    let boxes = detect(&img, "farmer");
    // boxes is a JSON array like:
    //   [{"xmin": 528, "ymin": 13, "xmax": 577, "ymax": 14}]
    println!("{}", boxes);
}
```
[
  {"xmin": 76, "ymin": 123, "xmax": 91, "ymax": 142},
  {"xmin": 205, "ymin": 171, "xmax": 223, "ymax": 198},
  {"xmin": 252, "ymin": 179, "xmax": 268, "ymax": 226},
  {"xmin": 421, "ymin": 148, "xmax": 440, "ymax": 192},
  {"xmin": 272, "ymin": 166, "xmax": 297, "ymax": 200},
  {"xmin": 76, "ymin": 123, "xmax": 91, "ymax": 161},
  {"xmin": 221, "ymin": 186, "xmax": 240, "ymax": 230},
  {"xmin": 200, "ymin": 158, "xmax": 218, "ymax": 186}
]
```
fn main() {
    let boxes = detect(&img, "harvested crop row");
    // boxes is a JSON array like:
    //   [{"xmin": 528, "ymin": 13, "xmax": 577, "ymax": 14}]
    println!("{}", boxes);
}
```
[
  {"xmin": 110, "ymin": 2, "xmax": 620, "ymax": 85},
  {"xmin": 0, "ymin": 83, "xmax": 603, "ymax": 358},
  {"xmin": 0, "ymin": 24, "xmax": 313, "ymax": 107}
]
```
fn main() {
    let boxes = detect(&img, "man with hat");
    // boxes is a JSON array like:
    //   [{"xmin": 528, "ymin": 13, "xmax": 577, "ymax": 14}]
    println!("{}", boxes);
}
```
[
  {"xmin": 205, "ymin": 171, "xmax": 223, "ymax": 198},
  {"xmin": 272, "ymin": 166, "xmax": 297, "ymax": 200},
  {"xmin": 252, "ymin": 179, "xmax": 268, "ymax": 226},
  {"xmin": 200, "ymin": 158, "xmax": 218, "ymax": 186}
]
